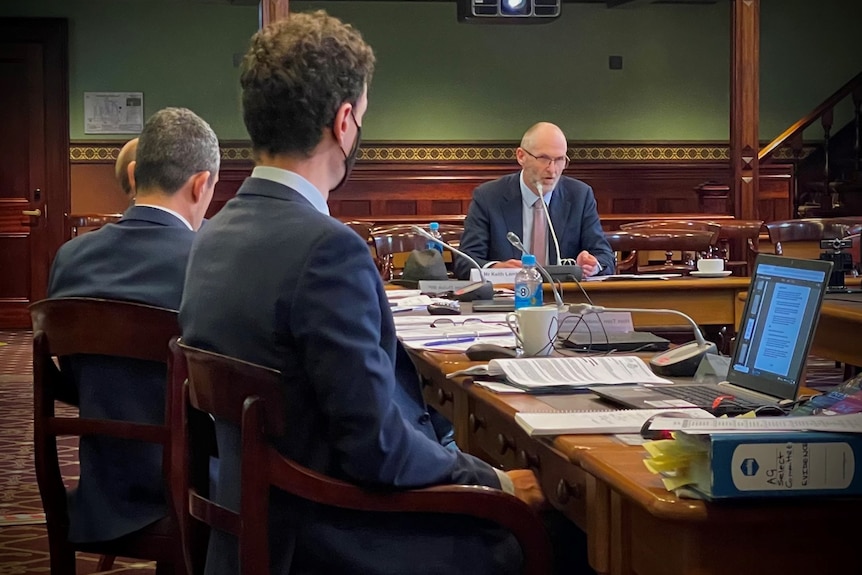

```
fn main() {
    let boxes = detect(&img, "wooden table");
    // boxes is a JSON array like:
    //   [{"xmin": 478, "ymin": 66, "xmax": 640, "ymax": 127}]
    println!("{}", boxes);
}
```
[
  {"xmin": 410, "ymin": 350, "xmax": 862, "ymax": 575},
  {"xmin": 811, "ymin": 295, "xmax": 862, "ymax": 366},
  {"xmin": 551, "ymin": 277, "xmax": 750, "ymax": 329}
]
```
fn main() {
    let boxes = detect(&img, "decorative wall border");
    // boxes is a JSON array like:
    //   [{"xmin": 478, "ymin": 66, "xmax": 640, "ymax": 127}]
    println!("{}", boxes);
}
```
[{"xmin": 69, "ymin": 141, "xmax": 812, "ymax": 163}]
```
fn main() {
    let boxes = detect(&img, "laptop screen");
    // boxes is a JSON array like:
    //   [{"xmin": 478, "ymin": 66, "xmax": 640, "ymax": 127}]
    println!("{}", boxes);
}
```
[{"xmin": 726, "ymin": 254, "xmax": 833, "ymax": 400}]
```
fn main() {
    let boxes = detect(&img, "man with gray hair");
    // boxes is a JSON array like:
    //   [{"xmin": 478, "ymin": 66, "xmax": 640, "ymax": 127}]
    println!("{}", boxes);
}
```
[{"xmin": 47, "ymin": 106, "xmax": 219, "ymax": 543}]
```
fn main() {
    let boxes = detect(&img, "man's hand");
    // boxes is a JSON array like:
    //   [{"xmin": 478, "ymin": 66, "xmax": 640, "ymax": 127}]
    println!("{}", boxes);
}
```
[
  {"xmin": 505, "ymin": 469, "xmax": 547, "ymax": 511},
  {"xmin": 491, "ymin": 259, "xmax": 523, "ymax": 269},
  {"xmin": 576, "ymin": 250, "xmax": 600, "ymax": 277}
]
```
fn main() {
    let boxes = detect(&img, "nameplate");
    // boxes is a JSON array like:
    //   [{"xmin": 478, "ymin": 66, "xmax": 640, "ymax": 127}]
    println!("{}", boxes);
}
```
[
  {"xmin": 559, "ymin": 311, "xmax": 634, "ymax": 334},
  {"xmin": 418, "ymin": 280, "xmax": 473, "ymax": 294},
  {"xmin": 470, "ymin": 268, "xmax": 519, "ymax": 284}
]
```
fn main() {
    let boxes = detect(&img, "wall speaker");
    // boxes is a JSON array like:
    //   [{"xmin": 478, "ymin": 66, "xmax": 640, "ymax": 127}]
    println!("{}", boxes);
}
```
[{"xmin": 457, "ymin": 0, "xmax": 562, "ymax": 24}]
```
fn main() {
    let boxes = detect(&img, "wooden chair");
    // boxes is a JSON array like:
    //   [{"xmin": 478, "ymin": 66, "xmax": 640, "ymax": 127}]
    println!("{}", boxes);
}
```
[
  {"xmin": 619, "ymin": 220, "xmax": 721, "ymax": 269},
  {"xmin": 702, "ymin": 219, "xmax": 764, "ymax": 276},
  {"xmin": 764, "ymin": 217, "xmax": 862, "ymax": 259},
  {"xmin": 29, "ymin": 297, "xmax": 185, "ymax": 575},
  {"xmin": 604, "ymin": 229, "xmax": 716, "ymax": 274},
  {"xmin": 171, "ymin": 339, "xmax": 553, "ymax": 575},
  {"xmin": 371, "ymin": 223, "xmax": 464, "ymax": 280}
]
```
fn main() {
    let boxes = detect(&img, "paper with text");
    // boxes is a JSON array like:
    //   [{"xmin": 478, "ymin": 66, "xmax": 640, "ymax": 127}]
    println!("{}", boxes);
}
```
[
  {"xmin": 648, "ymin": 413, "xmax": 862, "ymax": 434},
  {"xmin": 488, "ymin": 356, "xmax": 672, "ymax": 389}
]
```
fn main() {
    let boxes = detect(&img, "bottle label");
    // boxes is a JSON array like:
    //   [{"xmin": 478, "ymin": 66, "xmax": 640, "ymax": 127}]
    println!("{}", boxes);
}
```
[
  {"xmin": 426, "ymin": 241, "xmax": 444, "ymax": 254},
  {"xmin": 514, "ymin": 281, "xmax": 543, "ymax": 309}
]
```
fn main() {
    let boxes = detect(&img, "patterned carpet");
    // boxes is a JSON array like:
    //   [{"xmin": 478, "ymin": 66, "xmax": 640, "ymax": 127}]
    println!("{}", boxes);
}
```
[
  {"xmin": 0, "ymin": 330, "xmax": 156, "ymax": 573},
  {"xmin": 0, "ymin": 328, "xmax": 847, "ymax": 573}
]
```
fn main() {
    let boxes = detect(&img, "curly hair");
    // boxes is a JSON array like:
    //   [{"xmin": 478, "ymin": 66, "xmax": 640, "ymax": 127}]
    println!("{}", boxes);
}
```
[{"xmin": 240, "ymin": 10, "xmax": 375, "ymax": 157}]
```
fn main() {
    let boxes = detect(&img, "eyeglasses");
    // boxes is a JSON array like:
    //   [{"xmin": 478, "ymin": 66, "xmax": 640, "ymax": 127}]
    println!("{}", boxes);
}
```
[
  {"xmin": 522, "ymin": 148, "xmax": 570, "ymax": 169},
  {"xmin": 431, "ymin": 317, "xmax": 502, "ymax": 328}
]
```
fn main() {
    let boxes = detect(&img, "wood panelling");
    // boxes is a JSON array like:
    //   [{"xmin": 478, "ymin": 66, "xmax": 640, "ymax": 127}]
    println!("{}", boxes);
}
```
[{"xmin": 68, "ymin": 143, "xmax": 795, "ymax": 237}]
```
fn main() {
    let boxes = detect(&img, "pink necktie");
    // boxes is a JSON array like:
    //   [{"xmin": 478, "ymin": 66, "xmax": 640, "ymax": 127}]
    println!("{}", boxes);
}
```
[{"xmin": 531, "ymin": 200, "xmax": 547, "ymax": 266}]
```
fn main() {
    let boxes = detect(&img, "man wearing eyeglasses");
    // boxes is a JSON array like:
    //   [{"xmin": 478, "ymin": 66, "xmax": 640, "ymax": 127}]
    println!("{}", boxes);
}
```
[{"xmin": 455, "ymin": 122, "xmax": 614, "ymax": 279}]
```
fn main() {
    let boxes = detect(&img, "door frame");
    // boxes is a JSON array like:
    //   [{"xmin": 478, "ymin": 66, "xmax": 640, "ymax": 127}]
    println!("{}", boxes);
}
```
[{"xmin": 0, "ymin": 18, "xmax": 69, "ymax": 327}]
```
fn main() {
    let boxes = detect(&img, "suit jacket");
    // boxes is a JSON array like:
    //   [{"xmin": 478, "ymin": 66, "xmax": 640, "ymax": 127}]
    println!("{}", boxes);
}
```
[
  {"xmin": 180, "ymin": 177, "xmax": 520, "ymax": 575},
  {"xmin": 455, "ymin": 173, "xmax": 615, "ymax": 279},
  {"xmin": 47, "ymin": 206, "xmax": 194, "ymax": 543}
]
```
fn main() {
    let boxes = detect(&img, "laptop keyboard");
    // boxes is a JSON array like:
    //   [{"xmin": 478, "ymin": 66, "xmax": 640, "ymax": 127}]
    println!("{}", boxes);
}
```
[{"xmin": 658, "ymin": 384, "xmax": 762, "ymax": 410}]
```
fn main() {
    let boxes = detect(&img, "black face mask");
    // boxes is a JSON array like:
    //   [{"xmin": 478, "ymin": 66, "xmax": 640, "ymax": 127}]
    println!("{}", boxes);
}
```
[{"xmin": 331, "ymin": 111, "xmax": 362, "ymax": 193}]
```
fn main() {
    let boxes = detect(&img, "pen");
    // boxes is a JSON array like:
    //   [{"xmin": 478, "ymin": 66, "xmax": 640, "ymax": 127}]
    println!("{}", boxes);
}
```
[{"xmin": 423, "ymin": 337, "xmax": 477, "ymax": 347}]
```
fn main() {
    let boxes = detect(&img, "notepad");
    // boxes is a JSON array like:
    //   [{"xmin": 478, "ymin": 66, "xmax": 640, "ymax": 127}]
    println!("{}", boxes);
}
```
[{"xmin": 514, "ymin": 408, "xmax": 714, "ymax": 436}]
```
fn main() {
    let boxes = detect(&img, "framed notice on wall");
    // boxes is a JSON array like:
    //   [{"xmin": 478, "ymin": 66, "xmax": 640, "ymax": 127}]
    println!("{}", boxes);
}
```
[{"xmin": 84, "ymin": 92, "xmax": 144, "ymax": 134}]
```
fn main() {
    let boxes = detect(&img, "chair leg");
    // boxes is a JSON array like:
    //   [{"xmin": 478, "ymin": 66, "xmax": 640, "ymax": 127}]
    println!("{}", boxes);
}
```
[{"xmin": 97, "ymin": 555, "xmax": 116, "ymax": 571}]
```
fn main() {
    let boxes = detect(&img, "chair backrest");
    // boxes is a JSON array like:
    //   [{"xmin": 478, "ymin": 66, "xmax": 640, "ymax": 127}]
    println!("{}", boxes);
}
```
[
  {"xmin": 604, "ymin": 229, "xmax": 716, "ymax": 274},
  {"xmin": 29, "ymin": 297, "xmax": 183, "ymax": 574},
  {"xmin": 67, "ymin": 213, "xmax": 123, "ymax": 237},
  {"xmin": 618, "ymin": 219, "xmax": 721, "ymax": 244},
  {"xmin": 764, "ymin": 218, "xmax": 861, "ymax": 258},
  {"xmin": 702, "ymin": 219, "xmax": 764, "ymax": 275},
  {"xmin": 174, "ymin": 340, "xmax": 553, "ymax": 575},
  {"xmin": 371, "ymin": 223, "xmax": 464, "ymax": 280}
]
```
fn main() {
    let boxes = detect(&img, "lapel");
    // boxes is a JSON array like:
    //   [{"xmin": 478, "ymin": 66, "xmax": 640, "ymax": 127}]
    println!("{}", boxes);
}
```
[
  {"xmin": 547, "ymin": 185, "xmax": 571, "ymax": 265},
  {"xmin": 501, "ymin": 176, "xmax": 524, "ymax": 260}
]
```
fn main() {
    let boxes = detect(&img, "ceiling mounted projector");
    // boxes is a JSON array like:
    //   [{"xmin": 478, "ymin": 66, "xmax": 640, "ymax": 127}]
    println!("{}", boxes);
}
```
[{"xmin": 457, "ymin": 0, "xmax": 562, "ymax": 24}]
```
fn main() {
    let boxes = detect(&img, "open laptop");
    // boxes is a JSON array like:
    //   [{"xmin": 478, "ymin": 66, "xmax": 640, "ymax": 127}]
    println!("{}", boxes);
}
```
[{"xmin": 591, "ymin": 254, "xmax": 834, "ymax": 414}]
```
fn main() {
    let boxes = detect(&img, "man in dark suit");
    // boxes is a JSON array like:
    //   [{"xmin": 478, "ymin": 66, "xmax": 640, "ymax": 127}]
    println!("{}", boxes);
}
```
[
  {"xmin": 179, "ymin": 11, "xmax": 545, "ymax": 575},
  {"xmin": 455, "ymin": 122, "xmax": 615, "ymax": 279},
  {"xmin": 47, "ymin": 106, "xmax": 219, "ymax": 543}
]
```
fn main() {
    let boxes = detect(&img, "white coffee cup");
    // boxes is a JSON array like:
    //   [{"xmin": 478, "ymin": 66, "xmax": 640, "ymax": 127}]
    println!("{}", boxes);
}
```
[
  {"xmin": 505, "ymin": 306, "xmax": 559, "ymax": 357},
  {"xmin": 696, "ymin": 257, "xmax": 724, "ymax": 273}
]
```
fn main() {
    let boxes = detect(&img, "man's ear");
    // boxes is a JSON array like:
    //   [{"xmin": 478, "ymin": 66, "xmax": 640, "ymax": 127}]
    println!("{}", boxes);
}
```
[
  {"xmin": 127, "ymin": 160, "xmax": 137, "ymax": 197},
  {"xmin": 515, "ymin": 147, "xmax": 527, "ymax": 168},
  {"xmin": 189, "ymin": 171, "xmax": 211, "ymax": 203},
  {"xmin": 332, "ymin": 101, "xmax": 353, "ymax": 147}
]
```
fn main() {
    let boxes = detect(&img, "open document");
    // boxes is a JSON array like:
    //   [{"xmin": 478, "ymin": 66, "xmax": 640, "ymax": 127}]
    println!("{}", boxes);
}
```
[{"xmin": 450, "ymin": 355, "xmax": 671, "ymax": 393}]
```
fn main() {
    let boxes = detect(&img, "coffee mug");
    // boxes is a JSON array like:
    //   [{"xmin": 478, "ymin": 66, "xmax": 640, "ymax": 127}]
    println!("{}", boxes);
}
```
[
  {"xmin": 696, "ymin": 257, "xmax": 724, "ymax": 273},
  {"xmin": 505, "ymin": 306, "xmax": 559, "ymax": 357}
]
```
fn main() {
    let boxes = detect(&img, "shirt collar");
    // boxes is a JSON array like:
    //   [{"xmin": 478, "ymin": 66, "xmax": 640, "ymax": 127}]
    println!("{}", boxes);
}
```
[
  {"xmin": 251, "ymin": 165, "xmax": 330, "ymax": 216},
  {"xmin": 519, "ymin": 171, "xmax": 553, "ymax": 208},
  {"xmin": 132, "ymin": 203, "xmax": 194, "ymax": 230}
]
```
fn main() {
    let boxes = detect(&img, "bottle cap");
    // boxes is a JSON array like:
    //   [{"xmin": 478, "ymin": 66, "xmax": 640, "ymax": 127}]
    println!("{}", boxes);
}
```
[
  {"xmin": 429, "ymin": 222, "xmax": 439, "ymax": 231},
  {"xmin": 521, "ymin": 254, "xmax": 536, "ymax": 266}
]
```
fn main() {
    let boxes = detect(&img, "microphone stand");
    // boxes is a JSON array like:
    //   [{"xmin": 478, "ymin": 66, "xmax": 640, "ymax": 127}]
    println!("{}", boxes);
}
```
[
  {"xmin": 568, "ymin": 303, "xmax": 718, "ymax": 377},
  {"xmin": 411, "ymin": 226, "xmax": 494, "ymax": 302}
]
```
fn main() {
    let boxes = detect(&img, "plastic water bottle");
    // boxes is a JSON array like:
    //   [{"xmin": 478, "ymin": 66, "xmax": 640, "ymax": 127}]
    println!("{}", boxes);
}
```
[
  {"xmin": 514, "ymin": 254, "xmax": 543, "ymax": 309},
  {"xmin": 426, "ymin": 221, "xmax": 444, "ymax": 253}
]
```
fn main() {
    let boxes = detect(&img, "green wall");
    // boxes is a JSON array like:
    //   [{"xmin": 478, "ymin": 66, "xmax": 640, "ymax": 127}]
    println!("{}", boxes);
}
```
[{"xmin": 1, "ymin": 0, "xmax": 860, "ymax": 142}]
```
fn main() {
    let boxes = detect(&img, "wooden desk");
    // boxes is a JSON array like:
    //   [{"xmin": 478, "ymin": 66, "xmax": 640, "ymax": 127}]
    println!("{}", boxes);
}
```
[
  {"xmin": 555, "ymin": 277, "xmax": 750, "ymax": 328},
  {"xmin": 811, "ymin": 296, "xmax": 862, "ymax": 366},
  {"xmin": 409, "ymin": 351, "xmax": 862, "ymax": 575}
]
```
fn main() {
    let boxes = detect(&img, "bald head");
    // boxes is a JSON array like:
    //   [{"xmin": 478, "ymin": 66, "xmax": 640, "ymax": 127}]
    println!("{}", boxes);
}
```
[
  {"xmin": 520, "ymin": 122, "xmax": 567, "ymax": 151},
  {"xmin": 115, "ymin": 138, "xmax": 138, "ymax": 199}
]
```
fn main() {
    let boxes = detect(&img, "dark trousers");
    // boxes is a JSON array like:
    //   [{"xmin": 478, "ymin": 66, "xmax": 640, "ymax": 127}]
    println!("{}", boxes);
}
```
[{"xmin": 541, "ymin": 508, "xmax": 597, "ymax": 575}]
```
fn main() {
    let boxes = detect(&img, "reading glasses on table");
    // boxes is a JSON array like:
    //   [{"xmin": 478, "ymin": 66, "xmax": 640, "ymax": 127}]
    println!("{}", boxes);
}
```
[{"xmin": 430, "ymin": 317, "xmax": 507, "ymax": 328}]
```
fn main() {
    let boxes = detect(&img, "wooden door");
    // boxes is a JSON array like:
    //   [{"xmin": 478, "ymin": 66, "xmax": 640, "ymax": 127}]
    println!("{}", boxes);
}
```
[{"xmin": 0, "ymin": 19, "xmax": 69, "ymax": 328}]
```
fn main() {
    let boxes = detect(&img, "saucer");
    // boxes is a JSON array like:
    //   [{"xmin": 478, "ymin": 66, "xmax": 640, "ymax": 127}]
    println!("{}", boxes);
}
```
[{"xmin": 690, "ymin": 270, "xmax": 732, "ymax": 278}]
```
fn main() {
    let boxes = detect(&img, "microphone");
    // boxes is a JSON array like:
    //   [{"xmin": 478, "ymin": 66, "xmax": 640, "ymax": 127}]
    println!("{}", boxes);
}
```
[
  {"xmin": 535, "ymin": 182, "xmax": 563, "ymax": 265},
  {"xmin": 568, "ymin": 303, "xmax": 718, "ymax": 377},
  {"xmin": 506, "ymin": 232, "xmax": 566, "ymax": 311},
  {"xmin": 411, "ymin": 225, "xmax": 494, "ymax": 302}
]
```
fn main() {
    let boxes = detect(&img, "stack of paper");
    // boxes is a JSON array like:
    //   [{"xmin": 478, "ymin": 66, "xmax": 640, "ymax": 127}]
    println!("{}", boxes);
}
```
[
  {"xmin": 475, "ymin": 355, "xmax": 672, "ymax": 393},
  {"xmin": 515, "ymin": 407, "xmax": 713, "ymax": 436}
]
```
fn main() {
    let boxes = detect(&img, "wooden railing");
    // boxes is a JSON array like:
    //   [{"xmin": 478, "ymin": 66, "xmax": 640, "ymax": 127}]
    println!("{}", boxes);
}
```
[{"xmin": 759, "ymin": 70, "xmax": 862, "ymax": 164}]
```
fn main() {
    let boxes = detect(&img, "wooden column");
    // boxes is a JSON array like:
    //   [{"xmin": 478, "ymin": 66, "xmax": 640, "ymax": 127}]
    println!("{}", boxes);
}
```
[
  {"xmin": 261, "ymin": 0, "xmax": 290, "ymax": 26},
  {"xmin": 730, "ymin": 0, "xmax": 759, "ymax": 220}
]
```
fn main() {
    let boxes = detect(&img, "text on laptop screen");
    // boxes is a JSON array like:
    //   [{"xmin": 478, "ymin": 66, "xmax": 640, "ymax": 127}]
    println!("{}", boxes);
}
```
[{"xmin": 727, "ymin": 257, "xmax": 830, "ymax": 399}]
